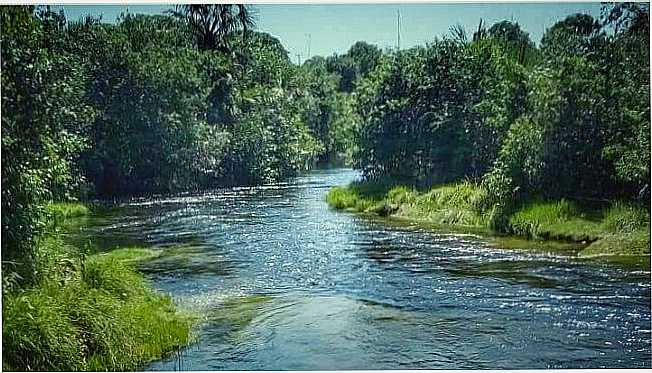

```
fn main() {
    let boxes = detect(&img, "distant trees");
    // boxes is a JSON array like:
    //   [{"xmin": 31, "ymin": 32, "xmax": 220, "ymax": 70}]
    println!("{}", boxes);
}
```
[
  {"xmin": 352, "ymin": 8, "xmax": 650, "ymax": 212},
  {"xmin": 2, "ymin": 4, "xmax": 649, "ymax": 286},
  {"xmin": 295, "ymin": 41, "xmax": 381, "ymax": 163},
  {"xmin": 170, "ymin": 4, "xmax": 255, "ymax": 52},
  {"xmin": 325, "ymin": 41, "xmax": 382, "ymax": 92},
  {"xmin": 0, "ymin": 6, "xmax": 327, "ymax": 285}
]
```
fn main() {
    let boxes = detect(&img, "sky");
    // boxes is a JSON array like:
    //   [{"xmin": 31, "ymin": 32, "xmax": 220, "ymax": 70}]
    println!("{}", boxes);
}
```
[{"xmin": 54, "ymin": 3, "xmax": 604, "ymax": 64}]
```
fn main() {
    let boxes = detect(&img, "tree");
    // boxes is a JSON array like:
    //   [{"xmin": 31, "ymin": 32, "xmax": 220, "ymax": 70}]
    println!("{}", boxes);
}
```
[
  {"xmin": 1, "ymin": 6, "xmax": 95, "ymax": 283},
  {"xmin": 487, "ymin": 20, "xmax": 534, "ymax": 47},
  {"xmin": 170, "ymin": 4, "xmax": 255, "ymax": 52},
  {"xmin": 325, "ymin": 41, "xmax": 382, "ymax": 93},
  {"xmin": 601, "ymin": 2, "xmax": 649, "ymax": 36},
  {"xmin": 540, "ymin": 14, "xmax": 600, "ymax": 58},
  {"xmin": 347, "ymin": 41, "xmax": 382, "ymax": 77}
]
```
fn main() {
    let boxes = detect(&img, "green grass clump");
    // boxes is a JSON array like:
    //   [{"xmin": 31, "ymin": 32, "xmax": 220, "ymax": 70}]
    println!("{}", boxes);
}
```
[
  {"xmin": 326, "ymin": 186, "xmax": 379, "ymax": 212},
  {"xmin": 408, "ymin": 181, "xmax": 488, "ymax": 226},
  {"xmin": 328, "ymin": 180, "xmax": 487, "ymax": 226},
  {"xmin": 386, "ymin": 186, "xmax": 418, "ymax": 205},
  {"xmin": 508, "ymin": 199, "xmax": 603, "ymax": 241},
  {"xmin": 3, "ymin": 248, "xmax": 194, "ymax": 371},
  {"xmin": 328, "ymin": 179, "xmax": 650, "ymax": 257},
  {"xmin": 423, "ymin": 181, "xmax": 485, "ymax": 211},
  {"xmin": 46, "ymin": 202, "xmax": 90, "ymax": 221},
  {"xmin": 601, "ymin": 201, "xmax": 649, "ymax": 234},
  {"xmin": 326, "ymin": 186, "xmax": 360, "ymax": 210},
  {"xmin": 3, "ymin": 282, "xmax": 84, "ymax": 371}
]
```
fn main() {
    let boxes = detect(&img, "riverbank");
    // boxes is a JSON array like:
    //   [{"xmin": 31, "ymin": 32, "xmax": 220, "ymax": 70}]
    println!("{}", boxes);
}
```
[
  {"xmin": 327, "ymin": 181, "xmax": 650, "ymax": 258},
  {"xmin": 2, "ymin": 203, "xmax": 194, "ymax": 371}
]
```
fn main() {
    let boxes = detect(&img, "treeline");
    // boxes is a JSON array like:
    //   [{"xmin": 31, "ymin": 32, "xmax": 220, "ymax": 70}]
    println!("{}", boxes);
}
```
[
  {"xmin": 1, "ymin": 5, "xmax": 367, "ymax": 284},
  {"xmin": 348, "ymin": 4, "xmax": 650, "ymax": 228},
  {"xmin": 2, "ymin": 4, "xmax": 650, "ymax": 283}
]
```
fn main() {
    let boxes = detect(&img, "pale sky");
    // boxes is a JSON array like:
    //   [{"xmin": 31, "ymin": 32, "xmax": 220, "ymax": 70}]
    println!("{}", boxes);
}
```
[{"xmin": 54, "ymin": 3, "xmax": 603, "ymax": 64}]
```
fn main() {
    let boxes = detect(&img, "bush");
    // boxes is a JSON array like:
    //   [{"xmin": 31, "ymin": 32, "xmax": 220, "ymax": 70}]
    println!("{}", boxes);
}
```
[{"xmin": 1, "ymin": 6, "xmax": 95, "ymax": 284}]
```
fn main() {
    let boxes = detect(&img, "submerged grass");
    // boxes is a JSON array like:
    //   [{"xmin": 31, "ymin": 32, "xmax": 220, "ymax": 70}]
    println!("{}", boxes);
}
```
[
  {"xmin": 327, "ymin": 181, "xmax": 651, "ymax": 257},
  {"xmin": 3, "ymin": 205, "xmax": 195, "ymax": 372},
  {"xmin": 207, "ymin": 295, "xmax": 273, "ymax": 333}
]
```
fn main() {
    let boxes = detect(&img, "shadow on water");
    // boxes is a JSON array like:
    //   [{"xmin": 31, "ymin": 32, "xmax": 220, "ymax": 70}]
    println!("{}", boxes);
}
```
[{"xmin": 444, "ymin": 260, "xmax": 563, "ymax": 289}]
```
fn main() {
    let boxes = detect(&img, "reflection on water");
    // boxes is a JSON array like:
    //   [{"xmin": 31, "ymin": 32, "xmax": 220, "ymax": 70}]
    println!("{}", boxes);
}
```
[{"xmin": 72, "ymin": 169, "xmax": 651, "ymax": 369}]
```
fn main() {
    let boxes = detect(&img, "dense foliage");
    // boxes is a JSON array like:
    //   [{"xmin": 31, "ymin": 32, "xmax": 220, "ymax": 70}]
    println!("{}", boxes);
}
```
[
  {"xmin": 1, "ymin": 4, "xmax": 650, "ymax": 369},
  {"xmin": 1, "ymin": 3, "xmax": 649, "ymax": 288},
  {"xmin": 1, "ymin": 6, "xmax": 359, "ymax": 286},
  {"xmin": 351, "ymin": 6, "xmax": 650, "ymax": 217}
]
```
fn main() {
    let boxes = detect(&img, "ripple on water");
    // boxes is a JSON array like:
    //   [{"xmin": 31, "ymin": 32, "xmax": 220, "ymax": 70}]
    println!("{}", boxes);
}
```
[{"xmin": 72, "ymin": 169, "xmax": 650, "ymax": 370}]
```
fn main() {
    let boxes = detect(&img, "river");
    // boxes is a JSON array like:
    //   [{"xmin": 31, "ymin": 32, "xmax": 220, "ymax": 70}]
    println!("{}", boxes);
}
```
[{"xmin": 74, "ymin": 168, "xmax": 651, "ymax": 369}]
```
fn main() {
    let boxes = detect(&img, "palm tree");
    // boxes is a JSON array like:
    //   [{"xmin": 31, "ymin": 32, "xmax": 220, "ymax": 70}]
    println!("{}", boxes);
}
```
[{"xmin": 171, "ymin": 4, "xmax": 255, "ymax": 52}]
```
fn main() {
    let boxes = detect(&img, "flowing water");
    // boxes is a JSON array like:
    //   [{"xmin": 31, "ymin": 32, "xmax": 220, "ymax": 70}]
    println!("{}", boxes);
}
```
[{"xmin": 73, "ymin": 168, "xmax": 651, "ymax": 369}]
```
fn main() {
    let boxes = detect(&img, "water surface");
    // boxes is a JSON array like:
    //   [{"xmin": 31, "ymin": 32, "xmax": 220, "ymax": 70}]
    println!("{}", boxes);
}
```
[{"xmin": 75, "ymin": 169, "xmax": 651, "ymax": 369}]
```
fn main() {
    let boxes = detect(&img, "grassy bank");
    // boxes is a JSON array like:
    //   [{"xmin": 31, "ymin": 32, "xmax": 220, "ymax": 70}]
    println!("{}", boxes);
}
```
[
  {"xmin": 2, "ymin": 204, "xmax": 194, "ymax": 371},
  {"xmin": 327, "ymin": 182, "xmax": 650, "ymax": 257}
]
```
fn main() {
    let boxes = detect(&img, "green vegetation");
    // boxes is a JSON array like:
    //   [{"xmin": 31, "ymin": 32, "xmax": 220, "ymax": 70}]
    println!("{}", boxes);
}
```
[
  {"xmin": 327, "ymin": 183, "xmax": 650, "ymax": 257},
  {"xmin": 329, "ymin": 181, "xmax": 488, "ymax": 225},
  {"xmin": 507, "ymin": 200, "xmax": 603, "ymax": 241},
  {"xmin": 1, "ymin": 4, "xmax": 365, "ymax": 287},
  {"xmin": 326, "ymin": 4, "xmax": 649, "ymax": 258},
  {"xmin": 2, "ymin": 201, "xmax": 194, "ymax": 371},
  {"xmin": 347, "ymin": 5, "xmax": 649, "ymax": 239},
  {"xmin": 46, "ymin": 202, "xmax": 90, "ymax": 221},
  {"xmin": 207, "ymin": 295, "xmax": 273, "ymax": 333},
  {"xmin": 3, "ymin": 244, "xmax": 194, "ymax": 371},
  {"xmin": 2, "ymin": 3, "xmax": 650, "ymax": 369}
]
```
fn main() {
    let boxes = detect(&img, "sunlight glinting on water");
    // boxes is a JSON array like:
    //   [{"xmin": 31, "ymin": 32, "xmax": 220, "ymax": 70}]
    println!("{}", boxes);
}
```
[{"xmin": 73, "ymin": 169, "xmax": 650, "ymax": 370}]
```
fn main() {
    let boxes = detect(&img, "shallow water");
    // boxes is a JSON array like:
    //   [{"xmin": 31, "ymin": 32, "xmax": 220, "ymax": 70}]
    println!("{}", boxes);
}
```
[{"xmin": 75, "ymin": 168, "xmax": 651, "ymax": 369}]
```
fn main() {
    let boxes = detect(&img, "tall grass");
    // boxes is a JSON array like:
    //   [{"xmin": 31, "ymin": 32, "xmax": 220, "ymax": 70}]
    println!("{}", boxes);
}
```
[
  {"xmin": 46, "ymin": 202, "xmax": 90, "ymax": 221},
  {"xmin": 326, "ymin": 186, "xmax": 379, "ymax": 212},
  {"xmin": 508, "ymin": 199, "xmax": 609, "ymax": 241},
  {"xmin": 3, "ymin": 248, "xmax": 194, "ymax": 371},
  {"xmin": 327, "ymin": 180, "xmax": 650, "ymax": 256},
  {"xmin": 601, "ymin": 201, "xmax": 649, "ymax": 234},
  {"xmin": 3, "ymin": 203, "xmax": 194, "ymax": 371},
  {"xmin": 509, "ymin": 199, "xmax": 577, "ymax": 237},
  {"xmin": 327, "ymin": 180, "xmax": 488, "ymax": 226}
]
